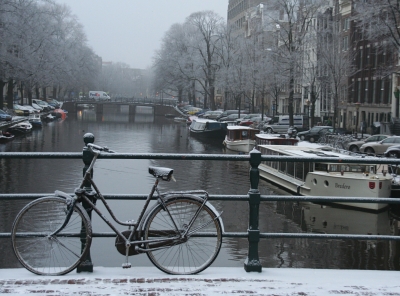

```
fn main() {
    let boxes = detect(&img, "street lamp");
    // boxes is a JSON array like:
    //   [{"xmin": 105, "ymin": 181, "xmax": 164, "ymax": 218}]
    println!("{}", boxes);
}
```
[{"xmin": 355, "ymin": 102, "xmax": 361, "ymax": 138}]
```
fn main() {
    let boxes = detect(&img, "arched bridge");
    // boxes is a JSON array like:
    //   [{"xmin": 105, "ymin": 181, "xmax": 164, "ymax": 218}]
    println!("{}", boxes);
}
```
[{"xmin": 62, "ymin": 98, "xmax": 180, "ymax": 117}]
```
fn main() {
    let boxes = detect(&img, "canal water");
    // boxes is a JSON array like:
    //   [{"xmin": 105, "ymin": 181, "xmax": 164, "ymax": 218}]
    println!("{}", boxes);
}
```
[{"xmin": 1, "ymin": 105, "xmax": 400, "ymax": 271}]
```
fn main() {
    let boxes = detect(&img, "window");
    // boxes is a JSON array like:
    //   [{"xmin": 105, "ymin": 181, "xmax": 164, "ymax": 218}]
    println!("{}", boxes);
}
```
[
  {"xmin": 342, "ymin": 36, "xmax": 348, "ymax": 51},
  {"xmin": 343, "ymin": 18, "xmax": 349, "ymax": 31},
  {"xmin": 372, "ymin": 80, "xmax": 376, "ymax": 103}
]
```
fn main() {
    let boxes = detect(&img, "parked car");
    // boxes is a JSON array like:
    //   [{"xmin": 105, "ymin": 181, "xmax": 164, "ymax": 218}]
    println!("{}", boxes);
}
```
[
  {"xmin": 219, "ymin": 113, "xmax": 240, "ymax": 122},
  {"xmin": 22, "ymin": 105, "xmax": 40, "ymax": 114},
  {"xmin": 185, "ymin": 107, "xmax": 203, "ymax": 115},
  {"xmin": 239, "ymin": 116, "xmax": 266, "ymax": 126},
  {"xmin": 216, "ymin": 110, "xmax": 248, "ymax": 121},
  {"xmin": 13, "ymin": 104, "xmax": 31, "ymax": 116},
  {"xmin": 384, "ymin": 145, "xmax": 400, "ymax": 158},
  {"xmin": 31, "ymin": 103, "xmax": 44, "ymax": 112},
  {"xmin": 297, "ymin": 126, "xmax": 334, "ymax": 142},
  {"xmin": 46, "ymin": 98, "xmax": 61, "ymax": 109},
  {"xmin": 194, "ymin": 109, "xmax": 210, "ymax": 117},
  {"xmin": 0, "ymin": 109, "xmax": 12, "ymax": 121},
  {"xmin": 263, "ymin": 115, "xmax": 309, "ymax": 134},
  {"xmin": 334, "ymin": 128, "xmax": 352, "ymax": 135},
  {"xmin": 32, "ymin": 99, "xmax": 54, "ymax": 112},
  {"xmin": 202, "ymin": 110, "xmax": 223, "ymax": 119},
  {"xmin": 360, "ymin": 136, "xmax": 400, "ymax": 155},
  {"xmin": 235, "ymin": 114, "xmax": 262, "ymax": 125},
  {"xmin": 346, "ymin": 134, "xmax": 389, "ymax": 153}
]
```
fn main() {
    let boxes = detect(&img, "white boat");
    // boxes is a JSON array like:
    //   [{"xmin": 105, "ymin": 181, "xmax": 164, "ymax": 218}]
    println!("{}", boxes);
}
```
[
  {"xmin": 257, "ymin": 145, "xmax": 394, "ymax": 211},
  {"xmin": 174, "ymin": 117, "xmax": 187, "ymax": 123},
  {"xmin": 223, "ymin": 126, "xmax": 259, "ymax": 153},
  {"xmin": 28, "ymin": 114, "xmax": 42, "ymax": 127},
  {"xmin": 7, "ymin": 121, "xmax": 32, "ymax": 134}
]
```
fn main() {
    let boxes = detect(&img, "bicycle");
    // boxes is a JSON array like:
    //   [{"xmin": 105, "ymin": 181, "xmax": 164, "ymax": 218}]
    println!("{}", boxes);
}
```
[{"xmin": 11, "ymin": 143, "xmax": 223, "ymax": 276}]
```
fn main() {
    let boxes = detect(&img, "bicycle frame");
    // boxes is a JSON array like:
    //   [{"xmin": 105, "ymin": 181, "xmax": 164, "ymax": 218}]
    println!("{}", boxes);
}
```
[{"xmin": 58, "ymin": 146, "xmax": 213, "ymax": 255}]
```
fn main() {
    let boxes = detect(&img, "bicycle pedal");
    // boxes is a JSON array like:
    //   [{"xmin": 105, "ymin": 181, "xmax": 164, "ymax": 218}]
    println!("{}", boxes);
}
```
[{"xmin": 122, "ymin": 263, "xmax": 132, "ymax": 269}]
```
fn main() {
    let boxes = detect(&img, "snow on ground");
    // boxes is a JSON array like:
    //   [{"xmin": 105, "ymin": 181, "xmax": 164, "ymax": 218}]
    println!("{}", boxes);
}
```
[{"xmin": 1, "ymin": 267, "xmax": 399, "ymax": 295}]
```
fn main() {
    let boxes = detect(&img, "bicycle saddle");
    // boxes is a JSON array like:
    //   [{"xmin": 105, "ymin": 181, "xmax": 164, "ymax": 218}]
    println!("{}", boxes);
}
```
[{"xmin": 148, "ymin": 166, "xmax": 174, "ymax": 181}]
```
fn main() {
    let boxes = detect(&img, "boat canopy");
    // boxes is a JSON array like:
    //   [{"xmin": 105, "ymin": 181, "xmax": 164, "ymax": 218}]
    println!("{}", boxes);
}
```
[{"xmin": 191, "ymin": 120, "xmax": 226, "ymax": 131}]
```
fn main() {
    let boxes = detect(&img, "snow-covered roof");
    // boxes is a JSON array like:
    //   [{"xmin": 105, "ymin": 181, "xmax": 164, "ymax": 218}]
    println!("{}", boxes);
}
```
[{"xmin": 227, "ymin": 126, "xmax": 259, "ymax": 131}]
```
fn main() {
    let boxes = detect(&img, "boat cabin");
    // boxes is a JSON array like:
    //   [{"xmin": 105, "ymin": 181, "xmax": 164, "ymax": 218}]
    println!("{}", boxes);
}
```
[
  {"xmin": 190, "ymin": 119, "xmax": 227, "ymax": 132},
  {"xmin": 226, "ymin": 127, "xmax": 259, "ymax": 142},
  {"xmin": 255, "ymin": 134, "xmax": 298, "ymax": 148}
]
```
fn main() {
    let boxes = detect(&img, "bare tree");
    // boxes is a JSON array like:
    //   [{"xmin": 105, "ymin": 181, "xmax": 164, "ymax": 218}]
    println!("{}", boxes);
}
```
[
  {"xmin": 355, "ymin": 0, "xmax": 400, "ymax": 52},
  {"xmin": 185, "ymin": 11, "xmax": 224, "ymax": 110},
  {"xmin": 262, "ymin": 0, "xmax": 326, "ymax": 126},
  {"xmin": 0, "ymin": 0, "xmax": 100, "ymax": 106},
  {"xmin": 152, "ymin": 23, "xmax": 194, "ymax": 104}
]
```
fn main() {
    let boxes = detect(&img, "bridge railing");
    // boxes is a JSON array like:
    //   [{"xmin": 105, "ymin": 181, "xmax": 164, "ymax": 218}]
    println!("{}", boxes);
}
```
[{"xmin": 1, "ymin": 145, "xmax": 400, "ymax": 273}]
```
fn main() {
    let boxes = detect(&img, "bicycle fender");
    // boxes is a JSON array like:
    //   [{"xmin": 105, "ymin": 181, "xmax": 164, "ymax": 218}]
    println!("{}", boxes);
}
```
[
  {"xmin": 54, "ymin": 190, "xmax": 75, "ymax": 206},
  {"xmin": 150, "ymin": 194, "xmax": 224, "ymax": 233}
]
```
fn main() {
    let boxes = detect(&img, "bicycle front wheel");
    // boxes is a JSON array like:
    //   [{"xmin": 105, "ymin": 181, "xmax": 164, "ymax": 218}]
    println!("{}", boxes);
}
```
[
  {"xmin": 11, "ymin": 196, "xmax": 92, "ymax": 276},
  {"xmin": 144, "ymin": 197, "xmax": 222, "ymax": 275}
]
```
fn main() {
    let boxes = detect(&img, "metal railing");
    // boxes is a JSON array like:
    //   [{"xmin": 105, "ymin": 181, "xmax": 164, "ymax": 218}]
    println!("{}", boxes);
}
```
[{"xmin": 1, "ymin": 148, "xmax": 400, "ymax": 272}]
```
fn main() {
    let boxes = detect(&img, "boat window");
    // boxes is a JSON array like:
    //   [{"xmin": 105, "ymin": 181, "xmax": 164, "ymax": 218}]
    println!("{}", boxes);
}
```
[
  {"xmin": 295, "ymin": 162, "xmax": 304, "ymax": 180},
  {"xmin": 314, "ymin": 163, "xmax": 328, "ymax": 171},
  {"xmin": 279, "ymin": 159, "xmax": 286, "ymax": 172},
  {"xmin": 241, "ymin": 131, "xmax": 248, "ymax": 139},
  {"xmin": 318, "ymin": 164, "xmax": 371, "ymax": 173},
  {"xmin": 287, "ymin": 161, "xmax": 295, "ymax": 177}
]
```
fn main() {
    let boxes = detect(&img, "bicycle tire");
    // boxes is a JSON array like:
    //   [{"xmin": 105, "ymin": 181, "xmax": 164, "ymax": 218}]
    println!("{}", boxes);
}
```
[
  {"xmin": 143, "ymin": 197, "xmax": 222, "ymax": 275},
  {"xmin": 11, "ymin": 196, "xmax": 92, "ymax": 276}
]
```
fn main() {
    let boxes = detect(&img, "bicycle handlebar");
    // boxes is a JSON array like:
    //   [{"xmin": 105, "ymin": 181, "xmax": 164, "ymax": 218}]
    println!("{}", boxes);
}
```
[{"xmin": 87, "ymin": 143, "xmax": 116, "ymax": 153}]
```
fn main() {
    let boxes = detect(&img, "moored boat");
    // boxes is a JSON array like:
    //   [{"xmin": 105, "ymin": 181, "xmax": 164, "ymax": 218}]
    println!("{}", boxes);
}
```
[
  {"xmin": 174, "ymin": 117, "xmax": 187, "ymax": 123},
  {"xmin": 7, "ymin": 121, "xmax": 32, "ymax": 134},
  {"xmin": 52, "ymin": 109, "xmax": 67, "ymax": 120},
  {"xmin": 189, "ymin": 118, "xmax": 227, "ymax": 140},
  {"xmin": 257, "ymin": 145, "xmax": 394, "ymax": 211},
  {"xmin": 28, "ymin": 114, "xmax": 42, "ymax": 127},
  {"xmin": 0, "ymin": 131, "xmax": 15, "ymax": 143},
  {"xmin": 186, "ymin": 116, "xmax": 197, "ymax": 126},
  {"xmin": 223, "ymin": 126, "xmax": 259, "ymax": 153}
]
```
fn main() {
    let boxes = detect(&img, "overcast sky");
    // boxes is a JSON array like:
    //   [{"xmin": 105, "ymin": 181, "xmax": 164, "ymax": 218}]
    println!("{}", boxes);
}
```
[{"xmin": 54, "ymin": 0, "xmax": 229, "ymax": 69}]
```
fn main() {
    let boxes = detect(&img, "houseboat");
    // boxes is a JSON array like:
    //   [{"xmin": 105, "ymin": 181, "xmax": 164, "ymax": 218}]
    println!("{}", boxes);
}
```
[
  {"xmin": 7, "ymin": 121, "xmax": 32, "ymax": 134},
  {"xmin": 223, "ymin": 126, "xmax": 259, "ymax": 153},
  {"xmin": 257, "ymin": 145, "xmax": 393, "ymax": 211},
  {"xmin": 189, "ymin": 118, "xmax": 227, "ymax": 140}
]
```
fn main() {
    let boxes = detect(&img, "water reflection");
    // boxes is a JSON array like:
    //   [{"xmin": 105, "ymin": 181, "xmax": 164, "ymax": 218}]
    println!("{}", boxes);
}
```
[{"xmin": 300, "ymin": 202, "xmax": 395, "ymax": 235}]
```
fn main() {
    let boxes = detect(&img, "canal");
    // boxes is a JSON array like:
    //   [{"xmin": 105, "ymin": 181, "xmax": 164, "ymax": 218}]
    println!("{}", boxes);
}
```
[{"xmin": 1, "ymin": 105, "xmax": 400, "ymax": 271}]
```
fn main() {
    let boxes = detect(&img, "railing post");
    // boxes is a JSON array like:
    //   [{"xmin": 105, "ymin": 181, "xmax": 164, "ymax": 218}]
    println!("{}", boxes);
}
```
[
  {"xmin": 77, "ymin": 133, "xmax": 96, "ymax": 273},
  {"xmin": 244, "ymin": 148, "xmax": 262, "ymax": 272}
]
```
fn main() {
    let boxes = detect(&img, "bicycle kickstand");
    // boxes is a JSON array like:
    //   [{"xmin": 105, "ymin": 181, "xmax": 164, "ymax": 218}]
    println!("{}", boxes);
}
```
[{"xmin": 122, "ymin": 242, "xmax": 132, "ymax": 269}]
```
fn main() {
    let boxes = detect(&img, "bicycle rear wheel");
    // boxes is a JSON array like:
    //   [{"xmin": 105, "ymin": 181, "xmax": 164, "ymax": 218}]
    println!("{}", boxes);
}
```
[
  {"xmin": 144, "ymin": 197, "xmax": 222, "ymax": 275},
  {"xmin": 11, "ymin": 196, "xmax": 92, "ymax": 275}
]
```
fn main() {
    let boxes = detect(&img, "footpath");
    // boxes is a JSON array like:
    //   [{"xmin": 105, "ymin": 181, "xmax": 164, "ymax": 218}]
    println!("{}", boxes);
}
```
[{"xmin": 1, "ymin": 266, "xmax": 400, "ymax": 295}]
